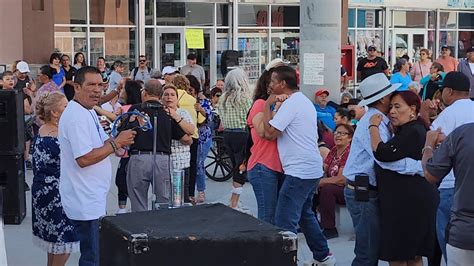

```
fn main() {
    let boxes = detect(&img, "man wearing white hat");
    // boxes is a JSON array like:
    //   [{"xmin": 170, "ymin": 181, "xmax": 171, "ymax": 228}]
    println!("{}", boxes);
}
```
[
  {"xmin": 14, "ymin": 61, "xmax": 35, "ymax": 92},
  {"xmin": 343, "ymin": 73, "xmax": 424, "ymax": 265}
]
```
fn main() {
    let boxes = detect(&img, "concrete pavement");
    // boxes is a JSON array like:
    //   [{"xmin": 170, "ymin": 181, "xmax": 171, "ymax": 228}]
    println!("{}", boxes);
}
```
[{"xmin": 3, "ymin": 156, "xmax": 393, "ymax": 265}]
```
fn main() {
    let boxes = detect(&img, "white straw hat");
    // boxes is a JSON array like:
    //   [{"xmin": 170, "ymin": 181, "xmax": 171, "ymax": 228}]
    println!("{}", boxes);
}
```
[{"xmin": 358, "ymin": 73, "xmax": 401, "ymax": 106}]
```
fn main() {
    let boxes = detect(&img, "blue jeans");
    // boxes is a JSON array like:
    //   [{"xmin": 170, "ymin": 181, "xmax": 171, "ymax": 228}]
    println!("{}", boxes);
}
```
[
  {"xmin": 436, "ymin": 188, "xmax": 454, "ymax": 263},
  {"xmin": 247, "ymin": 163, "xmax": 282, "ymax": 225},
  {"xmin": 71, "ymin": 219, "xmax": 100, "ymax": 266},
  {"xmin": 344, "ymin": 187, "xmax": 380, "ymax": 266},
  {"xmin": 274, "ymin": 174, "xmax": 329, "ymax": 261},
  {"xmin": 196, "ymin": 138, "xmax": 213, "ymax": 192}
]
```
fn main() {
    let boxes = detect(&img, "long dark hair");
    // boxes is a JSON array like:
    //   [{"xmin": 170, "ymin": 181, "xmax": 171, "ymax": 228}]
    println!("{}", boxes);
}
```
[
  {"xmin": 390, "ymin": 90, "xmax": 429, "ymax": 129},
  {"xmin": 253, "ymin": 70, "xmax": 272, "ymax": 101},
  {"xmin": 124, "ymin": 80, "xmax": 142, "ymax": 105},
  {"xmin": 74, "ymin": 52, "xmax": 87, "ymax": 67}
]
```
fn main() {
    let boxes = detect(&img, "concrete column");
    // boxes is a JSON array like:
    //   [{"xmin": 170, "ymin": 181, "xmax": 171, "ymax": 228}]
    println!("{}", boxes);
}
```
[
  {"xmin": 300, "ymin": 0, "xmax": 342, "ymax": 103},
  {"xmin": 138, "ymin": 0, "xmax": 146, "ymax": 58}
]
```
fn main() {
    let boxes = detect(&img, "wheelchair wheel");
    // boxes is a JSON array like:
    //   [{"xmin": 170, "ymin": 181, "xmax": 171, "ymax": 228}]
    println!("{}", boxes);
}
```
[{"xmin": 205, "ymin": 135, "xmax": 234, "ymax": 182}]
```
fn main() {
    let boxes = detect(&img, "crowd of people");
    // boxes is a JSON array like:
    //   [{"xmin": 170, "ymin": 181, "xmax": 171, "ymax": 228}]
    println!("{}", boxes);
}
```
[{"xmin": 0, "ymin": 44, "xmax": 473, "ymax": 266}]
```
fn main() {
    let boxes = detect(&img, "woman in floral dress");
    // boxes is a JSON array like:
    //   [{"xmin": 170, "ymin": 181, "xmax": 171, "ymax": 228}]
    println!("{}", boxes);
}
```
[{"xmin": 32, "ymin": 92, "xmax": 79, "ymax": 266}]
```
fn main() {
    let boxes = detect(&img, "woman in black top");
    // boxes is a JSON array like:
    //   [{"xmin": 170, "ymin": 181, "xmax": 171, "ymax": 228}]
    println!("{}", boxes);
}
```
[
  {"xmin": 368, "ymin": 91, "xmax": 439, "ymax": 265},
  {"xmin": 61, "ymin": 54, "xmax": 77, "ymax": 101}
]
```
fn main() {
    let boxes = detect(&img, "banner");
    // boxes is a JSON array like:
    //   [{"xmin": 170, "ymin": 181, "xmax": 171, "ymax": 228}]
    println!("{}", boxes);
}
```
[{"xmin": 185, "ymin": 29, "xmax": 204, "ymax": 49}]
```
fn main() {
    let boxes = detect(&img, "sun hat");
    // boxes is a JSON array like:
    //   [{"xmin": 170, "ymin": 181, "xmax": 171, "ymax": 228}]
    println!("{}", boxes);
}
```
[
  {"xmin": 265, "ymin": 58, "xmax": 287, "ymax": 72},
  {"xmin": 16, "ymin": 61, "xmax": 30, "ymax": 73},
  {"xmin": 162, "ymin": 66, "xmax": 179, "ymax": 76},
  {"xmin": 358, "ymin": 73, "xmax": 402, "ymax": 106}
]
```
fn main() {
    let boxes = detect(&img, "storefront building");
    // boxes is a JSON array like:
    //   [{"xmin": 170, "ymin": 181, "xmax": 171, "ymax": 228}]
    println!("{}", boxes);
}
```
[{"xmin": 24, "ymin": 0, "xmax": 474, "ymax": 86}]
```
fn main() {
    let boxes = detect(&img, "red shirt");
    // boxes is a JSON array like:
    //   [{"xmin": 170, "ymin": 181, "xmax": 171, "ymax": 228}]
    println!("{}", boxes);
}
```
[
  {"xmin": 324, "ymin": 146, "xmax": 350, "ymax": 177},
  {"xmin": 247, "ymin": 99, "xmax": 283, "ymax": 172}
]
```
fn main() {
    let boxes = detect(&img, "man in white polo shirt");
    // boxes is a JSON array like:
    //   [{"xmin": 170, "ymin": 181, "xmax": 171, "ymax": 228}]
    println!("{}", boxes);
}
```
[
  {"xmin": 59, "ymin": 66, "xmax": 136, "ymax": 266},
  {"xmin": 262, "ymin": 66, "xmax": 335, "ymax": 265}
]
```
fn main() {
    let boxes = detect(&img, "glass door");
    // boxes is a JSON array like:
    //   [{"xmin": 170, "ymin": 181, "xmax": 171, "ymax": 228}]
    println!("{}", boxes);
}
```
[
  {"xmin": 157, "ymin": 29, "xmax": 185, "ymax": 71},
  {"xmin": 391, "ymin": 30, "xmax": 427, "ymax": 67},
  {"xmin": 187, "ymin": 29, "xmax": 213, "ymax": 90}
]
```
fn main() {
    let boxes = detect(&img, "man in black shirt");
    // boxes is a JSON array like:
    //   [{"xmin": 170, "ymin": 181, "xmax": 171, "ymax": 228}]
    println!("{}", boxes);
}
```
[
  {"xmin": 125, "ymin": 79, "xmax": 192, "ymax": 212},
  {"xmin": 357, "ymin": 45, "xmax": 389, "ymax": 81}
]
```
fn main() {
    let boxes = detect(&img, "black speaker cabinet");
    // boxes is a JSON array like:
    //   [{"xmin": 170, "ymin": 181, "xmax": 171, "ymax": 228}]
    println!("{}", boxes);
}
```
[
  {"xmin": 0, "ymin": 89, "xmax": 25, "ymax": 155},
  {"xmin": 220, "ymin": 50, "xmax": 239, "ymax": 77},
  {"xmin": 0, "ymin": 154, "xmax": 26, "ymax": 224},
  {"xmin": 100, "ymin": 203, "xmax": 297, "ymax": 266}
]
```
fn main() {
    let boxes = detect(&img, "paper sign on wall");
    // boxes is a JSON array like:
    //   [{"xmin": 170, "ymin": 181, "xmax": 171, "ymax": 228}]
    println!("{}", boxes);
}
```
[
  {"xmin": 165, "ymin": 44, "xmax": 174, "ymax": 54},
  {"xmin": 185, "ymin": 29, "xmax": 204, "ymax": 49},
  {"xmin": 303, "ymin": 53, "xmax": 325, "ymax": 85}
]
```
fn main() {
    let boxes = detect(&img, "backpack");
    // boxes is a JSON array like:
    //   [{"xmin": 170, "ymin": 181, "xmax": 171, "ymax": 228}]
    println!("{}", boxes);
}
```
[{"xmin": 132, "ymin": 66, "xmax": 152, "ymax": 80}]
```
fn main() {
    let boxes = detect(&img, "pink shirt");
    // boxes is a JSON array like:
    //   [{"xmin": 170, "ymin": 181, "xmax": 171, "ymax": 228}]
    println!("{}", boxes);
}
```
[
  {"xmin": 435, "ymin": 56, "xmax": 459, "ymax": 73},
  {"xmin": 247, "ymin": 99, "xmax": 283, "ymax": 173},
  {"xmin": 410, "ymin": 60, "xmax": 432, "ymax": 84}
]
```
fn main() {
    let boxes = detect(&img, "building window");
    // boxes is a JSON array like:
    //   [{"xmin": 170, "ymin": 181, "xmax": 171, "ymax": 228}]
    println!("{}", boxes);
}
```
[
  {"xmin": 89, "ymin": 27, "xmax": 137, "ymax": 73},
  {"xmin": 270, "ymin": 5, "xmax": 299, "ymax": 27},
  {"xmin": 216, "ymin": 4, "xmax": 231, "ymax": 27},
  {"xmin": 271, "ymin": 29, "xmax": 299, "ymax": 65},
  {"xmin": 156, "ymin": 2, "xmax": 213, "ymax": 26},
  {"xmin": 440, "ymin": 12, "xmax": 457, "ymax": 29},
  {"xmin": 238, "ymin": 30, "xmax": 269, "ymax": 82},
  {"xmin": 393, "ymin": 11, "xmax": 426, "ymax": 28},
  {"xmin": 357, "ymin": 9, "xmax": 383, "ymax": 28},
  {"xmin": 348, "ymin": 9, "xmax": 355, "ymax": 28},
  {"xmin": 145, "ymin": 0, "xmax": 154, "ymax": 25},
  {"xmin": 145, "ymin": 28, "xmax": 154, "ymax": 67},
  {"xmin": 459, "ymin": 31, "xmax": 474, "ymax": 58},
  {"xmin": 239, "ymin": 4, "xmax": 268, "ymax": 27},
  {"xmin": 54, "ymin": 0, "xmax": 87, "ymax": 24},
  {"xmin": 89, "ymin": 0, "xmax": 136, "ymax": 25},
  {"xmin": 54, "ymin": 27, "xmax": 88, "ymax": 61},
  {"xmin": 459, "ymin": 13, "xmax": 474, "ymax": 29},
  {"xmin": 440, "ymin": 31, "xmax": 457, "ymax": 54}
]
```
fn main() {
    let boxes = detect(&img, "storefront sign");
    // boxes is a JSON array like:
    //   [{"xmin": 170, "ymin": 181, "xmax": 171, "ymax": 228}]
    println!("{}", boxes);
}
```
[
  {"xmin": 448, "ymin": 0, "xmax": 474, "ymax": 8},
  {"xmin": 303, "ymin": 53, "xmax": 325, "ymax": 85},
  {"xmin": 185, "ymin": 29, "xmax": 204, "ymax": 49}
]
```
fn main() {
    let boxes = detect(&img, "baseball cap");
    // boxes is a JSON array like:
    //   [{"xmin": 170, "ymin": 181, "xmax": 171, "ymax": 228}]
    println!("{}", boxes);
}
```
[
  {"xmin": 16, "ymin": 61, "xmax": 30, "ymax": 73},
  {"xmin": 441, "ymin": 45, "xmax": 450, "ymax": 50},
  {"xmin": 442, "ymin": 72, "xmax": 470, "ymax": 92},
  {"xmin": 315, "ymin": 89, "xmax": 330, "ymax": 97},
  {"xmin": 466, "ymin": 47, "xmax": 474, "ymax": 53},
  {"xmin": 162, "ymin": 66, "xmax": 179, "ymax": 76},
  {"xmin": 187, "ymin": 53, "xmax": 197, "ymax": 60},
  {"xmin": 367, "ymin": 45, "xmax": 377, "ymax": 51}
]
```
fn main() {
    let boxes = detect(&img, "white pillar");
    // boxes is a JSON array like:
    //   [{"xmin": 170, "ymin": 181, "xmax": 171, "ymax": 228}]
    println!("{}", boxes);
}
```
[
  {"xmin": 300, "ymin": 0, "xmax": 342, "ymax": 103},
  {"xmin": 138, "ymin": 0, "xmax": 146, "ymax": 59}
]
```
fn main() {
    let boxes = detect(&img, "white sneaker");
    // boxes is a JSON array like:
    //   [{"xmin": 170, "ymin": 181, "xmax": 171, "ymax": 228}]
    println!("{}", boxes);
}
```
[
  {"xmin": 303, "ymin": 253, "xmax": 336, "ymax": 266},
  {"xmin": 115, "ymin": 208, "xmax": 127, "ymax": 214}
]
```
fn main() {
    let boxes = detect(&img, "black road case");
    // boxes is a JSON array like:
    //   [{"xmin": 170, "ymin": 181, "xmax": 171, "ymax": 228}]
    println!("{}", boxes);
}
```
[{"xmin": 100, "ymin": 203, "xmax": 297, "ymax": 266}]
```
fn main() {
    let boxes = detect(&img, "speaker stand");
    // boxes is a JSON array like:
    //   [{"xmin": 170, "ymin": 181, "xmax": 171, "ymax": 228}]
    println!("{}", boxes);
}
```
[{"xmin": 0, "ymin": 189, "xmax": 8, "ymax": 265}]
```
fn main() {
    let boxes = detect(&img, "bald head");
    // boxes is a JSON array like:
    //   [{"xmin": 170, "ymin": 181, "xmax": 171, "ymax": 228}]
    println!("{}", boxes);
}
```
[{"xmin": 144, "ymin": 79, "xmax": 163, "ymax": 97}]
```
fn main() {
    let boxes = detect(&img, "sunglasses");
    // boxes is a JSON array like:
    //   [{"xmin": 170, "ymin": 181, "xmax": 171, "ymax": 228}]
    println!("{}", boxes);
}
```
[{"xmin": 139, "ymin": 60, "xmax": 146, "ymax": 63}]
